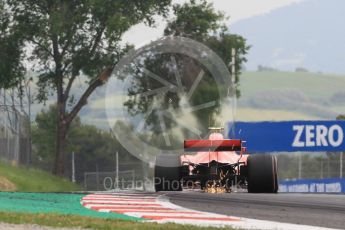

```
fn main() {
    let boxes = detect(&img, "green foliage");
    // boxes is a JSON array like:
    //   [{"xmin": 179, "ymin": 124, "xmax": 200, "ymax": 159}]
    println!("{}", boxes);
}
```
[
  {"xmin": 337, "ymin": 115, "xmax": 345, "ymax": 120},
  {"xmin": 68, "ymin": 124, "xmax": 124, "ymax": 175},
  {"xmin": 3, "ymin": 0, "xmax": 171, "ymax": 101},
  {"xmin": 1, "ymin": 0, "xmax": 172, "ymax": 175},
  {"xmin": 0, "ymin": 2, "xmax": 24, "ymax": 88},
  {"xmin": 164, "ymin": 0, "xmax": 224, "ymax": 41},
  {"xmin": 32, "ymin": 105, "xmax": 135, "ymax": 176},
  {"xmin": 206, "ymin": 33, "xmax": 249, "ymax": 97},
  {"xmin": 123, "ymin": 0, "xmax": 249, "ymax": 137},
  {"xmin": 165, "ymin": 0, "xmax": 250, "ymax": 95},
  {"xmin": 32, "ymin": 105, "xmax": 81, "ymax": 163}
]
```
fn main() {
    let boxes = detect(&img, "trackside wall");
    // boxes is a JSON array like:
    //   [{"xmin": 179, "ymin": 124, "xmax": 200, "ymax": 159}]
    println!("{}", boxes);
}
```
[{"xmin": 279, "ymin": 178, "xmax": 345, "ymax": 193}]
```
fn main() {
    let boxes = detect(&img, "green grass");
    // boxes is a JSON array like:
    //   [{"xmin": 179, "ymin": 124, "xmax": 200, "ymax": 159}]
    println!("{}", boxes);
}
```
[
  {"xmin": 0, "ymin": 212, "xmax": 237, "ymax": 230},
  {"xmin": 0, "ymin": 192, "xmax": 241, "ymax": 229},
  {"xmin": 0, "ymin": 192, "xmax": 138, "ymax": 220},
  {"xmin": 0, "ymin": 162, "xmax": 81, "ymax": 192}
]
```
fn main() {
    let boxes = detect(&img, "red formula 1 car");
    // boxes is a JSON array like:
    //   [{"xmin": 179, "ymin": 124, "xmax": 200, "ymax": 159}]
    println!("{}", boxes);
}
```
[{"xmin": 154, "ymin": 129, "xmax": 278, "ymax": 193}]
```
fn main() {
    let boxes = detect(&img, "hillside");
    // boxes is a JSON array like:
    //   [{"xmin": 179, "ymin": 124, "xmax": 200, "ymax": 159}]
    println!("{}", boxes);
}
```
[
  {"xmin": 231, "ymin": 0, "xmax": 345, "ymax": 74},
  {"xmin": 25, "ymin": 70, "xmax": 345, "ymax": 128},
  {"xmin": 86, "ymin": 71, "xmax": 345, "ymax": 126},
  {"xmin": 236, "ymin": 71, "xmax": 345, "ymax": 121}
]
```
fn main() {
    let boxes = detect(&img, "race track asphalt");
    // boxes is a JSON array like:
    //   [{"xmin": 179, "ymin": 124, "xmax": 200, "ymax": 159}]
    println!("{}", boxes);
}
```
[{"xmin": 165, "ymin": 191, "xmax": 345, "ymax": 229}]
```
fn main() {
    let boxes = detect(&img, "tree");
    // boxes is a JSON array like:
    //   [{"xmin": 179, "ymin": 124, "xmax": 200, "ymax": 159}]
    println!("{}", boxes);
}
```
[
  {"xmin": 122, "ymin": 0, "xmax": 249, "ymax": 141},
  {"xmin": 164, "ymin": 0, "xmax": 224, "ymax": 41},
  {"xmin": 32, "ymin": 105, "xmax": 79, "ymax": 166},
  {"xmin": 32, "ymin": 105, "xmax": 138, "ymax": 178},
  {"xmin": 1, "ymin": 0, "xmax": 171, "ymax": 175},
  {"xmin": 0, "ymin": 2, "xmax": 24, "ymax": 88},
  {"xmin": 165, "ymin": 0, "xmax": 249, "ymax": 93},
  {"xmin": 337, "ymin": 114, "xmax": 345, "ymax": 120}
]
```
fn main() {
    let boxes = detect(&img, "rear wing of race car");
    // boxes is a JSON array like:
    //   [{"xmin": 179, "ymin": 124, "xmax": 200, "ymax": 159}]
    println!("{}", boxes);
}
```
[{"xmin": 184, "ymin": 139, "xmax": 245, "ymax": 152}]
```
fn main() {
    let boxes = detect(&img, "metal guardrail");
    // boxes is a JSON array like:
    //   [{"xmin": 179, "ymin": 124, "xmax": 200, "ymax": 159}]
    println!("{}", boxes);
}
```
[{"xmin": 277, "ymin": 154, "xmax": 344, "ymax": 181}]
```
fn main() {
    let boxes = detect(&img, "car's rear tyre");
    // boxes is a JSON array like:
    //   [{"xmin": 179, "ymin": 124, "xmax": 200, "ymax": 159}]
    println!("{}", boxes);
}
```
[
  {"xmin": 247, "ymin": 154, "xmax": 278, "ymax": 193},
  {"xmin": 154, "ymin": 154, "xmax": 182, "ymax": 192},
  {"xmin": 273, "ymin": 155, "xmax": 278, "ymax": 193}
]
